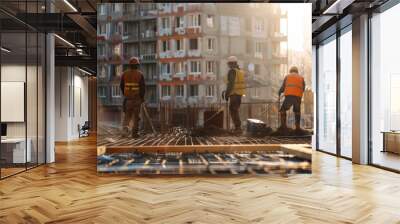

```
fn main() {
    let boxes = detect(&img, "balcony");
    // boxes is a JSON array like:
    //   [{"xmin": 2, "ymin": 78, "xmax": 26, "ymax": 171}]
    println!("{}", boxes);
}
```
[
  {"xmin": 140, "ymin": 10, "xmax": 157, "ymax": 18},
  {"xmin": 174, "ymin": 97, "xmax": 187, "ymax": 107},
  {"xmin": 201, "ymin": 74, "xmax": 217, "ymax": 81},
  {"xmin": 122, "ymin": 34, "xmax": 139, "ymax": 43},
  {"xmin": 272, "ymin": 32, "xmax": 288, "ymax": 42},
  {"xmin": 141, "ymin": 54, "xmax": 156, "ymax": 62},
  {"xmin": 175, "ymin": 27, "xmax": 186, "ymax": 35},
  {"xmin": 188, "ymin": 96, "xmax": 200, "ymax": 105},
  {"xmin": 255, "ymin": 52, "xmax": 263, "ymax": 59},
  {"xmin": 158, "ymin": 28, "xmax": 172, "ymax": 36},
  {"xmin": 97, "ymin": 34, "xmax": 108, "ymax": 42},
  {"xmin": 110, "ymin": 33, "xmax": 122, "ymax": 44},
  {"xmin": 174, "ymin": 50, "xmax": 186, "ymax": 58},
  {"xmin": 158, "ymin": 4, "xmax": 172, "ymax": 14},
  {"xmin": 160, "ymin": 74, "xmax": 172, "ymax": 81},
  {"xmin": 186, "ymin": 27, "xmax": 202, "ymax": 35},
  {"xmin": 269, "ymin": 54, "xmax": 288, "ymax": 64},
  {"xmin": 173, "ymin": 72, "xmax": 186, "ymax": 80},
  {"xmin": 161, "ymin": 96, "xmax": 172, "ymax": 101},
  {"xmin": 97, "ymin": 54, "xmax": 108, "ymax": 62},
  {"xmin": 110, "ymin": 11, "xmax": 123, "ymax": 21},
  {"xmin": 188, "ymin": 50, "xmax": 201, "ymax": 57},
  {"xmin": 159, "ymin": 51, "xmax": 172, "ymax": 59},
  {"xmin": 141, "ymin": 30, "xmax": 156, "ymax": 40}
]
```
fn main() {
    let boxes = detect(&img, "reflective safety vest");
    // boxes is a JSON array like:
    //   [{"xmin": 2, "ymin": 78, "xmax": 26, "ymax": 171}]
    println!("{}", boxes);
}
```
[
  {"xmin": 284, "ymin": 73, "xmax": 304, "ymax": 97},
  {"xmin": 122, "ymin": 69, "xmax": 142, "ymax": 99},
  {"xmin": 226, "ymin": 69, "xmax": 246, "ymax": 96}
]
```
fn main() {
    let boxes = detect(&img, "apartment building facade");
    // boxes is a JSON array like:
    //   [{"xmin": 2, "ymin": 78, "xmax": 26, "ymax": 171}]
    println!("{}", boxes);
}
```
[
  {"xmin": 97, "ymin": 3, "xmax": 290, "ymax": 129},
  {"xmin": 97, "ymin": 3, "xmax": 158, "ymax": 124},
  {"xmin": 156, "ymin": 3, "xmax": 288, "ymax": 127}
]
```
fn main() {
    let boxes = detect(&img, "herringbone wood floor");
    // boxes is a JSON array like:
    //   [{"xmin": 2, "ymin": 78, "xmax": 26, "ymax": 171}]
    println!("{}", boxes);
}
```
[{"xmin": 1, "ymin": 136, "xmax": 400, "ymax": 224}]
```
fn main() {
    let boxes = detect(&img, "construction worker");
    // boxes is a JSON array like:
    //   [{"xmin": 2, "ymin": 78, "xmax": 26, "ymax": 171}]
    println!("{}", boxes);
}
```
[
  {"xmin": 278, "ymin": 66, "xmax": 305, "ymax": 131},
  {"xmin": 224, "ymin": 56, "xmax": 246, "ymax": 133},
  {"xmin": 120, "ymin": 57, "xmax": 145, "ymax": 138}
]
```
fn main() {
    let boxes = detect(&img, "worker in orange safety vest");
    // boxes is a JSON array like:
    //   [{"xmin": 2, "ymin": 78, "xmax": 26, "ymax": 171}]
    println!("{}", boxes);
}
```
[
  {"xmin": 278, "ymin": 66, "xmax": 305, "ymax": 131},
  {"xmin": 120, "ymin": 57, "xmax": 145, "ymax": 138}
]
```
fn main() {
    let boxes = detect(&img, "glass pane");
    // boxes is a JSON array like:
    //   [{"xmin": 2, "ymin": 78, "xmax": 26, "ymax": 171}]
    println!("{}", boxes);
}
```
[
  {"xmin": 1, "ymin": 32, "xmax": 27, "ymax": 177},
  {"xmin": 317, "ymin": 37, "xmax": 337, "ymax": 154},
  {"xmin": 27, "ymin": 31, "xmax": 38, "ymax": 168},
  {"xmin": 38, "ymin": 33, "xmax": 45, "ymax": 165},
  {"xmin": 371, "ymin": 4, "xmax": 400, "ymax": 171},
  {"xmin": 340, "ymin": 29, "xmax": 352, "ymax": 158}
]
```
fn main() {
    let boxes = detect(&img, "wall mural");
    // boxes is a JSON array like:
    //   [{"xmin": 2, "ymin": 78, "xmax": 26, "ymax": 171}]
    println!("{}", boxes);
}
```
[{"xmin": 97, "ymin": 3, "xmax": 313, "ymax": 175}]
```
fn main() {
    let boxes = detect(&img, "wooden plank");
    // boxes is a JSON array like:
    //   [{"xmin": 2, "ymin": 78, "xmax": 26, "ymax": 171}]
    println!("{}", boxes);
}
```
[{"xmin": 98, "ymin": 144, "xmax": 312, "ymax": 160}]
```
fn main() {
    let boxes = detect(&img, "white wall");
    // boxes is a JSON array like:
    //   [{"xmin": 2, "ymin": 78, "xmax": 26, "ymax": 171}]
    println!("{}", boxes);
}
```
[{"xmin": 55, "ymin": 67, "xmax": 89, "ymax": 141}]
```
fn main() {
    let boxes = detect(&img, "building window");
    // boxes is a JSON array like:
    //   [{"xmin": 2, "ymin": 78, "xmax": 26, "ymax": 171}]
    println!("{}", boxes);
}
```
[
  {"xmin": 189, "ymin": 61, "xmax": 201, "ymax": 74},
  {"xmin": 98, "ymin": 23, "xmax": 106, "ymax": 34},
  {"xmin": 206, "ymin": 61, "xmax": 215, "ymax": 74},
  {"xmin": 113, "ymin": 43, "xmax": 121, "ymax": 56},
  {"xmin": 207, "ymin": 15, "xmax": 214, "ymax": 27},
  {"xmin": 246, "ymin": 40, "xmax": 252, "ymax": 54},
  {"xmin": 123, "ymin": 22, "xmax": 137, "ymax": 36},
  {"xmin": 123, "ymin": 4, "xmax": 135, "ymax": 14},
  {"xmin": 161, "ymin": 40, "xmax": 169, "ymax": 52},
  {"xmin": 98, "ymin": 86, "xmax": 106, "ymax": 98},
  {"xmin": 253, "ymin": 88, "xmax": 260, "ymax": 97},
  {"xmin": 99, "ymin": 5, "xmax": 106, "ymax": 15},
  {"xmin": 175, "ymin": 16, "xmax": 184, "ymax": 28},
  {"xmin": 161, "ymin": 63, "xmax": 171, "ymax": 75},
  {"xmin": 318, "ymin": 37, "xmax": 337, "ymax": 155},
  {"xmin": 112, "ymin": 23, "xmax": 121, "ymax": 35},
  {"xmin": 176, "ymin": 39, "xmax": 184, "ymax": 51},
  {"xmin": 188, "ymin": 14, "xmax": 201, "ymax": 27},
  {"xmin": 176, "ymin": 85, "xmax": 184, "ymax": 97},
  {"xmin": 147, "ymin": 86, "xmax": 157, "ymax": 103},
  {"xmin": 99, "ymin": 65, "xmax": 107, "ymax": 78},
  {"xmin": 112, "ymin": 4, "xmax": 122, "ymax": 12},
  {"xmin": 255, "ymin": 42, "xmax": 262, "ymax": 56},
  {"xmin": 189, "ymin": 38, "xmax": 199, "ymax": 50},
  {"xmin": 245, "ymin": 18, "xmax": 251, "ymax": 31},
  {"xmin": 174, "ymin": 62, "xmax": 184, "ymax": 74},
  {"xmin": 254, "ymin": 64, "xmax": 260, "ymax": 75},
  {"xmin": 161, "ymin": 86, "xmax": 171, "ymax": 97},
  {"xmin": 98, "ymin": 44, "xmax": 105, "ymax": 56},
  {"xmin": 189, "ymin": 85, "xmax": 199, "ymax": 97},
  {"xmin": 207, "ymin": 38, "xmax": 215, "ymax": 51},
  {"xmin": 255, "ymin": 42, "xmax": 262, "ymax": 53},
  {"xmin": 255, "ymin": 19, "xmax": 264, "ymax": 33},
  {"xmin": 205, "ymin": 85, "xmax": 215, "ymax": 97},
  {"xmin": 111, "ymin": 86, "xmax": 121, "ymax": 98},
  {"xmin": 161, "ymin": 17, "xmax": 170, "ymax": 29}
]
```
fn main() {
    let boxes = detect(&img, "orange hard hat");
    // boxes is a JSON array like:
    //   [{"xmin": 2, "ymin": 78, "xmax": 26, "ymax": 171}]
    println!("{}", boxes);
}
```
[{"xmin": 129, "ymin": 57, "xmax": 140, "ymax": 65}]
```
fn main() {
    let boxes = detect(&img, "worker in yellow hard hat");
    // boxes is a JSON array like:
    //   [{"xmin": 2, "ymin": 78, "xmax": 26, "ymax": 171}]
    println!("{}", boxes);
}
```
[
  {"xmin": 120, "ymin": 57, "xmax": 145, "ymax": 138},
  {"xmin": 278, "ymin": 66, "xmax": 305, "ymax": 131},
  {"xmin": 224, "ymin": 56, "xmax": 246, "ymax": 134}
]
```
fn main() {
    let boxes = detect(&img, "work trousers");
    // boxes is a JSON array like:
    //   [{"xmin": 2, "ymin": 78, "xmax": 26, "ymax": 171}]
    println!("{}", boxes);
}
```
[
  {"xmin": 229, "ymin": 95, "xmax": 242, "ymax": 130},
  {"xmin": 122, "ymin": 99, "xmax": 142, "ymax": 134}
]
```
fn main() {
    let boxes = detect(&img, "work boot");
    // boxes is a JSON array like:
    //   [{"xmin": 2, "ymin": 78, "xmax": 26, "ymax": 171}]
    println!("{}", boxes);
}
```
[
  {"xmin": 131, "ymin": 131, "xmax": 140, "ymax": 138},
  {"xmin": 122, "ymin": 127, "xmax": 130, "ymax": 137},
  {"xmin": 295, "ymin": 113, "xmax": 301, "ymax": 131},
  {"xmin": 279, "ymin": 111, "xmax": 288, "ymax": 130},
  {"xmin": 233, "ymin": 127, "xmax": 243, "ymax": 135}
]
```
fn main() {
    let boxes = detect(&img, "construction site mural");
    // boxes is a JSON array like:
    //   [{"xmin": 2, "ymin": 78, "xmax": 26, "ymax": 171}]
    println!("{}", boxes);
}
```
[{"xmin": 97, "ymin": 3, "xmax": 313, "ymax": 175}]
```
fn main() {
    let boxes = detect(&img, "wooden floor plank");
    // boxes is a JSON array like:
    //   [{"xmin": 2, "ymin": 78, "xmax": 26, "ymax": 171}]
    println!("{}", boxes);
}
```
[{"xmin": 0, "ymin": 135, "xmax": 400, "ymax": 223}]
